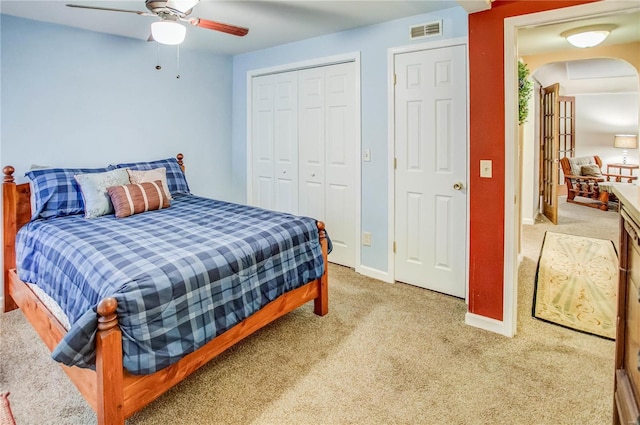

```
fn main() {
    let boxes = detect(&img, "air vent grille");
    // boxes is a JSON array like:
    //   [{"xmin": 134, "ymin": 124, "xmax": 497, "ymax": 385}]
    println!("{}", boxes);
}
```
[{"xmin": 410, "ymin": 20, "xmax": 443, "ymax": 40}]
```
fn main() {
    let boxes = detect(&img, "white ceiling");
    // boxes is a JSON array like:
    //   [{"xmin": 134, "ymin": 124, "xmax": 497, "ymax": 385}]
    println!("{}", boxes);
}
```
[
  {"xmin": 519, "ymin": 8, "xmax": 640, "ymax": 95},
  {"xmin": 0, "ymin": 0, "xmax": 489, "ymax": 55}
]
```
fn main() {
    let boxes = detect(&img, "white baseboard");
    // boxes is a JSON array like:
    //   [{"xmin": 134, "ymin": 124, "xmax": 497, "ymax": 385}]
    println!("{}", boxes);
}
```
[
  {"xmin": 355, "ymin": 264, "xmax": 394, "ymax": 283},
  {"xmin": 522, "ymin": 217, "xmax": 535, "ymax": 225},
  {"xmin": 465, "ymin": 311, "xmax": 513, "ymax": 337}
]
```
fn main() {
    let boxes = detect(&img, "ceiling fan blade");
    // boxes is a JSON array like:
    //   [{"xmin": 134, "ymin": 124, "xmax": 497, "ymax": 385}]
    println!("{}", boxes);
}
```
[
  {"xmin": 189, "ymin": 18, "xmax": 249, "ymax": 37},
  {"xmin": 66, "ymin": 4, "xmax": 154, "ymax": 16}
]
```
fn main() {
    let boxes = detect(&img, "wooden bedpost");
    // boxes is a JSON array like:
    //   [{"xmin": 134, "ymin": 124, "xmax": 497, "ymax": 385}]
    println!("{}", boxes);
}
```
[
  {"xmin": 314, "ymin": 221, "xmax": 329, "ymax": 316},
  {"xmin": 3, "ymin": 166, "xmax": 19, "ymax": 312},
  {"xmin": 96, "ymin": 297, "xmax": 124, "ymax": 425}
]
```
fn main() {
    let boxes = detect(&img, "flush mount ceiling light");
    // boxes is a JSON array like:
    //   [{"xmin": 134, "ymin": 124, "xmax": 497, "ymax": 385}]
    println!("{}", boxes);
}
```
[
  {"xmin": 561, "ymin": 24, "xmax": 616, "ymax": 48},
  {"xmin": 151, "ymin": 20, "xmax": 187, "ymax": 45}
]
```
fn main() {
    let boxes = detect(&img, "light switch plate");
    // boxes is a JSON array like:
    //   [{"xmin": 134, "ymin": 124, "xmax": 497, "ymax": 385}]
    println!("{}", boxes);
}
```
[
  {"xmin": 480, "ymin": 160, "xmax": 492, "ymax": 178},
  {"xmin": 363, "ymin": 149, "xmax": 371, "ymax": 162}
]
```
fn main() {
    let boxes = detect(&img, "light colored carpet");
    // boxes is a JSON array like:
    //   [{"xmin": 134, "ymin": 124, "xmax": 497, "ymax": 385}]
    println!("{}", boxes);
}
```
[
  {"xmin": 0, "ymin": 197, "xmax": 617, "ymax": 425},
  {"xmin": 533, "ymin": 231, "xmax": 618, "ymax": 339}
]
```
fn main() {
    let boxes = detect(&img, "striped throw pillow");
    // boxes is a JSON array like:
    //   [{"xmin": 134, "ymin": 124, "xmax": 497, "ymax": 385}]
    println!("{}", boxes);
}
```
[{"xmin": 107, "ymin": 181, "xmax": 170, "ymax": 218}]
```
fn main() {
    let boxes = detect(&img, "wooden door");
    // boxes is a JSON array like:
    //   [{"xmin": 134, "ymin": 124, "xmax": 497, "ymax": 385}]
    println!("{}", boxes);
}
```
[
  {"xmin": 394, "ymin": 44, "xmax": 467, "ymax": 298},
  {"xmin": 557, "ymin": 95, "xmax": 575, "ymax": 196},
  {"xmin": 541, "ymin": 83, "xmax": 560, "ymax": 225}
]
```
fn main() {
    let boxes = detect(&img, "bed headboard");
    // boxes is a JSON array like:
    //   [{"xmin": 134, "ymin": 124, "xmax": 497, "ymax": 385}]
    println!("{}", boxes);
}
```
[{"xmin": 3, "ymin": 166, "xmax": 31, "ymax": 311}]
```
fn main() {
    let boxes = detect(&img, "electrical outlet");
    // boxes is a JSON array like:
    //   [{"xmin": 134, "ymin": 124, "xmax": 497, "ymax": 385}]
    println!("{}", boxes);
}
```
[{"xmin": 362, "ymin": 232, "xmax": 372, "ymax": 246}]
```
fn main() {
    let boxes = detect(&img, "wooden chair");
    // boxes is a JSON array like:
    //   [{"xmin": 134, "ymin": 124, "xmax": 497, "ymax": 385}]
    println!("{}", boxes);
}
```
[{"xmin": 559, "ymin": 155, "xmax": 625, "ymax": 211}]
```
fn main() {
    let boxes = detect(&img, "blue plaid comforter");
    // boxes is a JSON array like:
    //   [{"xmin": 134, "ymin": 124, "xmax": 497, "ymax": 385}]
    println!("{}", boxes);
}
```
[{"xmin": 16, "ymin": 195, "xmax": 325, "ymax": 374}]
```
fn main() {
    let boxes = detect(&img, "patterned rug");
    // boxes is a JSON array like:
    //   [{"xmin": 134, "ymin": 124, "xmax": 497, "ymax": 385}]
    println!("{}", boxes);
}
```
[{"xmin": 533, "ymin": 231, "xmax": 618, "ymax": 340}]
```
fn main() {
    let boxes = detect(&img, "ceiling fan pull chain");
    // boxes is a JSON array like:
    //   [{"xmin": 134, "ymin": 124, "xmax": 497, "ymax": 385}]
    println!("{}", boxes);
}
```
[
  {"xmin": 155, "ymin": 42, "xmax": 162, "ymax": 70},
  {"xmin": 176, "ymin": 45, "xmax": 180, "ymax": 79}
]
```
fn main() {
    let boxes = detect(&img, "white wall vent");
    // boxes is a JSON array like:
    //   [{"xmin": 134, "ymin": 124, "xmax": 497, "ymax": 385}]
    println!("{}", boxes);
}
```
[{"xmin": 410, "ymin": 20, "xmax": 443, "ymax": 40}]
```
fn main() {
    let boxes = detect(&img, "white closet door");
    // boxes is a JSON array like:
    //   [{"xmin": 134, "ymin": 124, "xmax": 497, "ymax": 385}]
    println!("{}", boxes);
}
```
[
  {"xmin": 251, "ymin": 75, "xmax": 275, "ymax": 210},
  {"xmin": 298, "ymin": 67, "xmax": 326, "ymax": 221},
  {"xmin": 273, "ymin": 72, "xmax": 299, "ymax": 214},
  {"xmin": 324, "ymin": 63, "xmax": 356, "ymax": 267},
  {"xmin": 251, "ymin": 72, "xmax": 299, "ymax": 214},
  {"xmin": 299, "ymin": 63, "xmax": 356, "ymax": 268}
]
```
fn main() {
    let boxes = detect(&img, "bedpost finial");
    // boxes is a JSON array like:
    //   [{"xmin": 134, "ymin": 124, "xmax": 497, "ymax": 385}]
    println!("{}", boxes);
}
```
[
  {"xmin": 97, "ymin": 297, "xmax": 118, "ymax": 330},
  {"xmin": 176, "ymin": 153, "xmax": 184, "ymax": 172},
  {"xmin": 316, "ymin": 221, "xmax": 326, "ymax": 239},
  {"xmin": 3, "ymin": 166, "xmax": 15, "ymax": 183}
]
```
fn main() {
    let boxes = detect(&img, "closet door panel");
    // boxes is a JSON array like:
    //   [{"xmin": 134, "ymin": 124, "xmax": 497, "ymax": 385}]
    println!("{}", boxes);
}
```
[
  {"xmin": 324, "ymin": 62, "xmax": 356, "ymax": 267},
  {"xmin": 273, "ymin": 73, "xmax": 299, "ymax": 214},
  {"xmin": 251, "ymin": 75, "xmax": 275, "ymax": 210},
  {"xmin": 298, "ymin": 68, "xmax": 326, "ymax": 220}
]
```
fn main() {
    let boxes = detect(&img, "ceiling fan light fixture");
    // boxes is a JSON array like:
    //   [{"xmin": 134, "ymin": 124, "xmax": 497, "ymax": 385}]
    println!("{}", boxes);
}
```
[
  {"xmin": 561, "ymin": 24, "xmax": 616, "ymax": 48},
  {"xmin": 151, "ymin": 21, "xmax": 186, "ymax": 45}
]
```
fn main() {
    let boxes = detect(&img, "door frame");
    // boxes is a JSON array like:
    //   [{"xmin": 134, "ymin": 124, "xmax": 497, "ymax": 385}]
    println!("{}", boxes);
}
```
[
  {"xmin": 503, "ymin": 1, "xmax": 640, "ymax": 338},
  {"xmin": 245, "ymin": 52, "xmax": 363, "ymax": 272},
  {"xmin": 387, "ymin": 37, "xmax": 470, "ymax": 299}
]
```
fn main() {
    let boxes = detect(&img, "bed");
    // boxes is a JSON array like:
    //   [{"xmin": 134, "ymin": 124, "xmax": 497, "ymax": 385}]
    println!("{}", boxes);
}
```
[{"xmin": 2, "ymin": 153, "xmax": 329, "ymax": 425}]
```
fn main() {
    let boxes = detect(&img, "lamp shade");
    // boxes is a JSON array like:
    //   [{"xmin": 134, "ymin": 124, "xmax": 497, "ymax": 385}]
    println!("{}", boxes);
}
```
[
  {"xmin": 151, "ymin": 21, "xmax": 186, "ymax": 45},
  {"xmin": 614, "ymin": 134, "xmax": 638, "ymax": 149},
  {"xmin": 561, "ymin": 24, "xmax": 615, "ymax": 48}
]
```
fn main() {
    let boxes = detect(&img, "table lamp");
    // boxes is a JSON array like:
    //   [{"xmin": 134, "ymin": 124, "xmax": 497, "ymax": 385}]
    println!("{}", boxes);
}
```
[{"xmin": 614, "ymin": 134, "xmax": 638, "ymax": 164}]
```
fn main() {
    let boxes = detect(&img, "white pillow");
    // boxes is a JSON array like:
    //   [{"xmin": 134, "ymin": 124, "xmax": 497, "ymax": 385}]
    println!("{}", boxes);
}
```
[
  {"xmin": 74, "ymin": 168, "xmax": 131, "ymax": 218},
  {"xmin": 126, "ymin": 167, "xmax": 173, "ymax": 200}
]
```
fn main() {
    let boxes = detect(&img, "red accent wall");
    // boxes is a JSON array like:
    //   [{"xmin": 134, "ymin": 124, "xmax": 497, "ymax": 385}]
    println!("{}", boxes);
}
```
[{"xmin": 468, "ymin": 0, "xmax": 598, "ymax": 320}]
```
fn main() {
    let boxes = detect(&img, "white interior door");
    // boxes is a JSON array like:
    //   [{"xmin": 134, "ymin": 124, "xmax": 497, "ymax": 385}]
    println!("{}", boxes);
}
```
[
  {"xmin": 394, "ymin": 44, "xmax": 467, "ymax": 298},
  {"xmin": 299, "ymin": 62, "xmax": 357, "ymax": 268},
  {"xmin": 251, "ymin": 74, "xmax": 275, "ymax": 211},
  {"xmin": 251, "ymin": 61, "xmax": 357, "ymax": 268},
  {"xmin": 298, "ymin": 67, "xmax": 326, "ymax": 220},
  {"xmin": 251, "ymin": 72, "xmax": 298, "ymax": 214},
  {"xmin": 274, "ymin": 72, "xmax": 299, "ymax": 214}
]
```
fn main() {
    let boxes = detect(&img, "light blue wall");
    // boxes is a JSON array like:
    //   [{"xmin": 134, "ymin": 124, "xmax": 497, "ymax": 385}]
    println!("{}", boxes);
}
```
[
  {"xmin": 231, "ymin": 8, "xmax": 468, "ymax": 273},
  {"xmin": 1, "ymin": 14, "xmax": 234, "ymax": 200}
]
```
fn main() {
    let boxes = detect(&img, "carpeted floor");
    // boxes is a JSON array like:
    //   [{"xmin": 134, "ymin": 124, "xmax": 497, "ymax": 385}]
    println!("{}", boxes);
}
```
[
  {"xmin": 533, "ymin": 231, "xmax": 618, "ymax": 339},
  {"xmin": 0, "ymin": 197, "xmax": 617, "ymax": 425}
]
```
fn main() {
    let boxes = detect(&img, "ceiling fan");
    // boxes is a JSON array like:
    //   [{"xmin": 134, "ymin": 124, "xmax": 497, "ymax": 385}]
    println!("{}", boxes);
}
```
[{"xmin": 66, "ymin": 0, "xmax": 249, "ymax": 45}]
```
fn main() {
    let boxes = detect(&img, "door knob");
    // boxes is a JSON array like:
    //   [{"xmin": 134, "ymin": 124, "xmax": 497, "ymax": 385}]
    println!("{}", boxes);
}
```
[{"xmin": 453, "ymin": 182, "xmax": 464, "ymax": 191}]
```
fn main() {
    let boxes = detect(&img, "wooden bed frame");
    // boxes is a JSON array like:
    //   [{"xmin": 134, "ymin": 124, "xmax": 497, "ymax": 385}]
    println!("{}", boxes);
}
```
[{"xmin": 2, "ymin": 153, "xmax": 329, "ymax": 425}]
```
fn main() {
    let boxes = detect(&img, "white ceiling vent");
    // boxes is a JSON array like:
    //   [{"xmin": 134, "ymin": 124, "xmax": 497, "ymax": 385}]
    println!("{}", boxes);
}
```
[{"xmin": 410, "ymin": 20, "xmax": 443, "ymax": 40}]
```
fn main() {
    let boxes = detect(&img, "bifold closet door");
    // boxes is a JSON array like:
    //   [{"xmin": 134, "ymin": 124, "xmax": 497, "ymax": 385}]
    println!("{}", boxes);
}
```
[
  {"xmin": 299, "ymin": 62, "xmax": 356, "ymax": 268},
  {"xmin": 251, "ymin": 72, "xmax": 299, "ymax": 214}
]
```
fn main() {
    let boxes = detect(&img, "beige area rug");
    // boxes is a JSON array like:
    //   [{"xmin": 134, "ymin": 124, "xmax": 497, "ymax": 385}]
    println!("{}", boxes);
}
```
[{"xmin": 533, "ymin": 231, "xmax": 618, "ymax": 340}]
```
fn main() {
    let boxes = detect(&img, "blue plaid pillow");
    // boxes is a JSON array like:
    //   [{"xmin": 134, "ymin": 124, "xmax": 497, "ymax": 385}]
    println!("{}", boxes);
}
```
[
  {"xmin": 114, "ymin": 157, "xmax": 190, "ymax": 196},
  {"xmin": 26, "ymin": 167, "xmax": 112, "ymax": 219}
]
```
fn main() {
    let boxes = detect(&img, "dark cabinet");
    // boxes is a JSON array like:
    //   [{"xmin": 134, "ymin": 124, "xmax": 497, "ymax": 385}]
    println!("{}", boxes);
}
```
[{"xmin": 614, "ymin": 206, "xmax": 640, "ymax": 424}]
